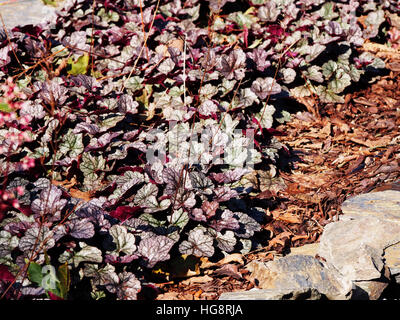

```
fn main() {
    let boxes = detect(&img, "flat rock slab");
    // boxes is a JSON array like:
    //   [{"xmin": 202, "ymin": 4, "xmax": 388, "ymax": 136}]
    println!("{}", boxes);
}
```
[
  {"xmin": 219, "ymin": 287, "xmax": 324, "ymax": 300},
  {"xmin": 0, "ymin": 0, "xmax": 61, "ymax": 29},
  {"xmin": 341, "ymin": 190, "xmax": 400, "ymax": 222},
  {"xmin": 318, "ymin": 216, "xmax": 400, "ymax": 281},
  {"xmin": 384, "ymin": 243, "xmax": 400, "ymax": 282},
  {"xmin": 245, "ymin": 255, "xmax": 353, "ymax": 300}
]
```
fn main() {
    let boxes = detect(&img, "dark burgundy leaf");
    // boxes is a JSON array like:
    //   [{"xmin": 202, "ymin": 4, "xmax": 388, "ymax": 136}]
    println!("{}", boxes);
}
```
[
  {"xmin": 0, "ymin": 265, "xmax": 15, "ymax": 282},
  {"xmin": 109, "ymin": 206, "xmax": 142, "ymax": 222}
]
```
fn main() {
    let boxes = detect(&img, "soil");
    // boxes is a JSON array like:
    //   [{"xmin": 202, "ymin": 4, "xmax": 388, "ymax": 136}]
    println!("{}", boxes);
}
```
[{"xmin": 153, "ymin": 54, "xmax": 400, "ymax": 301}]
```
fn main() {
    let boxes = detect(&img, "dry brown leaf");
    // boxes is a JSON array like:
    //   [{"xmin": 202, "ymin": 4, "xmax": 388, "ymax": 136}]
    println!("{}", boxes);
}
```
[
  {"xmin": 353, "ymin": 97, "xmax": 378, "ymax": 107},
  {"xmin": 291, "ymin": 234, "xmax": 309, "ymax": 242},
  {"xmin": 371, "ymin": 162, "xmax": 400, "ymax": 176},
  {"xmin": 267, "ymin": 238, "xmax": 286, "ymax": 248},
  {"xmin": 268, "ymin": 231, "xmax": 292, "ymax": 248},
  {"xmin": 69, "ymin": 188, "xmax": 93, "ymax": 201},
  {"xmin": 167, "ymin": 39, "xmax": 184, "ymax": 52},
  {"xmin": 331, "ymin": 117, "xmax": 350, "ymax": 134},
  {"xmin": 321, "ymin": 122, "xmax": 332, "ymax": 136},
  {"xmin": 181, "ymin": 275, "xmax": 213, "ymax": 286},
  {"xmin": 358, "ymin": 15, "xmax": 367, "ymax": 28},
  {"xmin": 156, "ymin": 291, "xmax": 180, "ymax": 300},
  {"xmin": 51, "ymin": 177, "xmax": 77, "ymax": 189},
  {"xmin": 200, "ymin": 253, "xmax": 244, "ymax": 269},
  {"xmin": 276, "ymin": 212, "xmax": 302, "ymax": 224},
  {"xmin": 305, "ymin": 142, "xmax": 323, "ymax": 149},
  {"xmin": 366, "ymin": 136, "xmax": 393, "ymax": 149},
  {"xmin": 332, "ymin": 154, "xmax": 358, "ymax": 167},
  {"xmin": 146, "ymin": 102, "xmax": 156, "ymax": 121},
  {"xmin": 155, "ymin": 39, "xmax": 184, "ymax": 57},
  {"xmin": 213, "ymin": 264, "xmax": 242, "ymax": 280},
  {"xmin": 54, "ymin": 58, "xmax": 68, "ymax": 77},
  {"xmin": 291, "ymin": 138, "xmax": 311, "ymax": 147},
  {"xmin": 253, "ymin": 189, "xmax": 273, "ymax": 199},
  {"xmin": 387, "ymin": 61, "xmax": 400, "ymax": 72},
  {"xmin": 382, "ymin": 96, "xmax": 398, "ymax": 108},
  {"xmin": 349, "ymin": 137, "xmax": 370, "ymax": 147},
  {"xmin": 286, "ymin": 182, "xmax": 311, "ymax": 195},
  {"xmin": 296, "ymin": 97, "xmax": 319, "ymax": 117},
  {"xmin": 362, "ymin": 41, "xmax": 400, "ymax": 59},
  {"xmin": 217, "ymin": 253, "xmax": 244, "ymax": 266},
  {"xmin": 193, "ymin": 289, "xmax": 203, "ymax": 300}
]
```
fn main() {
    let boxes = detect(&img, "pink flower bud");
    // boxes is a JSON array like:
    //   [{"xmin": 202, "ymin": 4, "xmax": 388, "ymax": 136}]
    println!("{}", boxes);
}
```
[{"xmin": 16, "ymin": 186, "xmax": 24, "ymax": 196}]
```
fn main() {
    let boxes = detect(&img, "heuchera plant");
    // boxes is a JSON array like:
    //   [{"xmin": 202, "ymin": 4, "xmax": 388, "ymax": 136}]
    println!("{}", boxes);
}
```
[{"xmin": 0, "ymin": 0, "xmax": 397, "ymax": 300}]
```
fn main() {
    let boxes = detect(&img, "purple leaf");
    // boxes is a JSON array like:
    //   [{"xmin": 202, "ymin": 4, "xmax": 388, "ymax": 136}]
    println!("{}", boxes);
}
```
[
  {"xmin": 70, "ymin": 75, "xmax": 101, "ymax": 91},
  {"xmin": 133, "ymin": 184, "xmax": 158, "ymax": 207},
  {"xmin": 85, "ymin": 131, "xmax": 122, "ymax": 151},
  {"xmin": 215, "ymin": 230, "xmax": 237, "ymax": 253},
  {"xmin": 325, "ymin": 21, "xmax": 343, "ymax": 36},
  {"xmin": 73, "ymin": 122, "xmax": 100, "ymax": 135},
  {"xmin": 0, "ymin": 45, "xmax": 12, "ymax": 67},
  {"xmin": 213, "ymin": 186, "xmax": 238, "ymax": 202},
  {"xmin": 210, "ymin": 168, "xmax": 249, "ymax": 184},
  {"xmin": 138, "ymin": 235, "xmax": 175, "ymax": 268},
  {"xmin": 109, "ymin": 225, "xmax": 137, "ymax": 255},
  {"xmin": 251, "ymin": 77, "xmax": 281, "ymax": 99},
  {"xmin": 247, "ymin": 48, "xmax": 271, "ymax": 72},
  {"xmin": 31, "ymin": 186, "xmax": 67, "ymax": 219},
  {"xmin": 117, "ymin": 94, "xmax": 139, "ymax": 114},
  {"xmin": 115, "ymin": 271, "xmax": 141, "ymax": 300},
  {"xmin": 234, "ymin": 212, "xmax": 261, "ymax": 238},
  {"xmin": 18, "ymin": 225, "xmax": 55, "ymax": 253},
  {"xmin": 162, "ymin": 167, "xmax": 190, "ymax": 196},
  {"xmin": 201, "ymin": 201, "xmax": 219, "ymax": 219},
  {"xmin": 105, "ymin": 254, "xmax": 138, "ymax": 264},
  {"xmin": 190, "ymin": 208, "xmax": 207, "ymax": 222},
  {"xmin": 38, "ymin": 80, "xmax": 68, "ymax": 105},
  {"xmin": 62, "ymin": 31, "xmax": 90, "ymax": 53},
  {"xmin": 208, "ymin": 209, "xmax": 240, "ymax": 232},
  {"xmin": 20, "ymin": 101, "xmax": 46, "ymax": 120},
  {"xmin": 208, "ymin": 0, "xmax": 235, "ymax": 12},
  {"xmin": 189, "ymin": 171, "xmax": 214, "ymax": 195},
  {"xmin": 67, "ymin": 218, "xmax": 95, "ymax": 239},
  {"xmin": 217, "ymin": 49, "xmax": 246, "ymax": 80},
  {"xmin": 258, "ymin": 3, "xmax": 280, "ymax": 22},
  {"xmin": 179, "ymin": 227, "xmax": 214, "ymax": 257}
]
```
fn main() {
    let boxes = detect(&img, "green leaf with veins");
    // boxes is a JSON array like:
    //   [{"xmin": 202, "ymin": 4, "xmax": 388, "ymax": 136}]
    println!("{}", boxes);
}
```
[
  {"xmin": 80, "ymin": 153, "xmax": 106, "ymax": 176},
  {"xmin": 58, "ymin": 129, "xmax": 84, "ymax": 158}
]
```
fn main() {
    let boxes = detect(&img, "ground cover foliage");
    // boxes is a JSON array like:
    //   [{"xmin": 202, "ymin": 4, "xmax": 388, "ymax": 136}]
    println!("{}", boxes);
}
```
[{"xmin": 0, "ymin": 0, "xmax": 399, "ymax": 300}]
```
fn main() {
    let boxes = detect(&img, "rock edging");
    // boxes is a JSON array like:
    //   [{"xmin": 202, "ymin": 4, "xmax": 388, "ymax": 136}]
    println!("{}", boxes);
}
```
[{"xmin": 219, "ymin": 189, "xmax": 400, "ymax": 300}]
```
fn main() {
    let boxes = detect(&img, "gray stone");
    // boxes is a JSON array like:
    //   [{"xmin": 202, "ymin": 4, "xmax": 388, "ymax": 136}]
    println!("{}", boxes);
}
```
[
  {"xmin": 318, "ymin": 216, "xmax": 400, "ymax": 281},
  {"xmin": 245, "ymin": 255, "xmax": 353, "ymax": 300},
  {"xmin": 383, "ymin": 242, "xmax": 400, "ymax": 283},
  {"xmin": 352, "ymin": 266, "xmax": 391, "ymax": 300},
  {"xmin": 0, "ymin": 0, "xmax": 61, "ymax": 30},
  {"xmin": 225, "ymin": 190, "xmax": 400, "ymax": 300},
  {"xmin": 340, "ymin": 190, "xmax": 400, "ymax": 223},
  {"xmin": 219, "ymin": 287, "xmax": 323, "ymax": 300}
]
